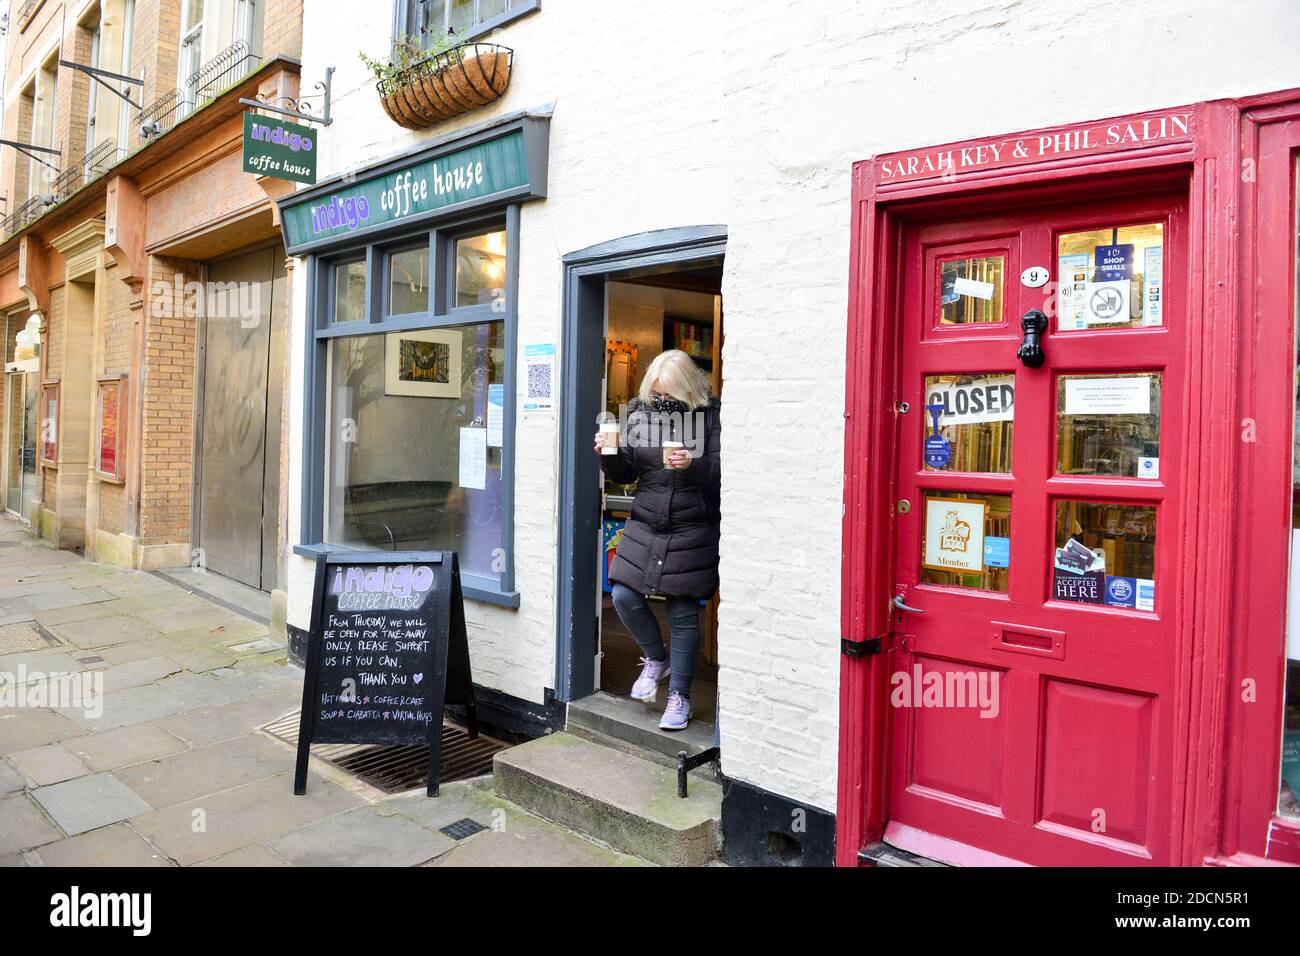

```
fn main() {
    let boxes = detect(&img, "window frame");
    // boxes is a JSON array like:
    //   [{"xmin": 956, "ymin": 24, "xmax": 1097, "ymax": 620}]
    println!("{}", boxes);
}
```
[
  {"xmin": 296, "ymin": 204, "xmax": 521, "ymax": 607},
  {"xmin": 394, "ymin": 0, "xmax": 540, "ymax": 46}
]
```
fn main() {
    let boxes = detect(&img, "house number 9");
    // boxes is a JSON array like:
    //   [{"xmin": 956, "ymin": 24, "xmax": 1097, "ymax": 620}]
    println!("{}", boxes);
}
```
[{"xmin": 1021, "ymin": 266, "xmax": 1050, "ymax": 288}]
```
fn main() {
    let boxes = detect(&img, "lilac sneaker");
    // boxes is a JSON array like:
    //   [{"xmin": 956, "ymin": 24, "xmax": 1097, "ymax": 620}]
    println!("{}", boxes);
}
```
[
  {"xmin": 630, "ymin": 656, "xmax": 670, "ymax": 702},
  {"xmin": 659, "ymin": 690, "xmax": 692, "ymax": 730}
]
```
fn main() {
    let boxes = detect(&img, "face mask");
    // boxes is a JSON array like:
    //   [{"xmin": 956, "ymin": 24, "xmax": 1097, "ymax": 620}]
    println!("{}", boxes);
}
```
[{"xmin": 651, "ymin": 396, "xmax": 689, "ymax": 415}]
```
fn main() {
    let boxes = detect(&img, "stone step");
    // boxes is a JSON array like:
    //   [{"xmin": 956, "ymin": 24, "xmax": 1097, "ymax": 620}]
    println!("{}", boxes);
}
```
[
  {"xmin": 565, "ymin": 691, "xmax": 718, "ymax": 776},
  {"xmin": 493, "ymin": 731, "xmax": 721, "ymax": 867}
]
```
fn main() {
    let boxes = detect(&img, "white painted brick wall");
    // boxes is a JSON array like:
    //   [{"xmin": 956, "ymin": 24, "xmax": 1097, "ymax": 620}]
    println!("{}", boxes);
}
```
[{"xmin": 287, "ymin": 0, "xmax": 1300, "ymax": 813}]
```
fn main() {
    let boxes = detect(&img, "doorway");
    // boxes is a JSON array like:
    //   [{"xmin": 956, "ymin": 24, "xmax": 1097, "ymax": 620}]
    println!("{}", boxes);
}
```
[
  {"xmin": 4, "ymin": 363, "xmax": 39, "ymax": 521},
  {"xmin": 193, "ymin": 242, "xmax": 287, "ymax": 591},
  {"xmin": 556, "ymin": 226, "xmax": 727, "ymax": 711},
  {"xmin": 880, "ymin": 190, "xmax": 1187, "ymax": 865}
]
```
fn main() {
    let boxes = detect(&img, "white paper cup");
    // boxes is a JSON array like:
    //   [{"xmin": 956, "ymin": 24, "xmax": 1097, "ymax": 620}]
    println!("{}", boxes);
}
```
[
  {"xmin": 662, "ymin": 440, "xmax": 685, "ymax": 468},
  {"xmin": 599, "ymin": 421, "xmax": 620, "ymax": 455}
]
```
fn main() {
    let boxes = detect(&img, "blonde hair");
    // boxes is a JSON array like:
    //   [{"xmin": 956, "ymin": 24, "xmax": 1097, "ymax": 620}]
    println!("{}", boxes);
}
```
[{"xmin": 638, "ymin": 349, "xmax": 713, "ymax": 409}]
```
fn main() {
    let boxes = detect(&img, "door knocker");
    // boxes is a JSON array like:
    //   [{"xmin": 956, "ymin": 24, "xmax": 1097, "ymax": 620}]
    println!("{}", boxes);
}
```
[{"xmin": 1017, "ymin": 309, "xmax": 1048, "ymax": 368}]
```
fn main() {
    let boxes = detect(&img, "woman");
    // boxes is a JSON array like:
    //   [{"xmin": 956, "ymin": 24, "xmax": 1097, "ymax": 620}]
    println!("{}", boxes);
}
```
[{"xmin": 593, "ymin": 349, "xmax": 721, "ymax": 731}]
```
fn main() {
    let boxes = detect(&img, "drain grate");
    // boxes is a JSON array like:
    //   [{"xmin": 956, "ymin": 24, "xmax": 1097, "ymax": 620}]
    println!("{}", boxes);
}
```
[
  {"xmin": 260, "ymin": 711, "xmax": 509, "ymax": 794},
  {"xmin": 440, "ymin": 818, "xmax": 488, "ymax": 841}
]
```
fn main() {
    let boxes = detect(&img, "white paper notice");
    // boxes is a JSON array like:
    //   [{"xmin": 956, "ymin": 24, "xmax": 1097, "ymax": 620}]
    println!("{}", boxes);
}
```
[
  {"xmin": 487, "ymin": 383, "xmax": 504, "ymax": 447},
  {"xmin": 1064, "ymin": 377, "xmax": 1151, "ymax": 416},
  {"xmin": 459, "ymin": 427, "xmax": 487, "ymax": 490},
  {"xmin": 953, "ymin": 276, "xmax": 995, "ymax": 301},
  {"xmin": 1085, "ymin": 279, "xmax": 1131, "ymax": 325}
]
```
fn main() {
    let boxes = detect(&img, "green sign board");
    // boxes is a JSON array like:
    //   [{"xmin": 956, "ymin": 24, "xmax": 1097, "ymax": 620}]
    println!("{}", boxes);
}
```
[
  {"xmin": 279, "ymin": 128, "xmax": 530, "ymax": 252},
  {"xmin": 242, "ymin": 112, "xmax": 317, "ymax": 185}
]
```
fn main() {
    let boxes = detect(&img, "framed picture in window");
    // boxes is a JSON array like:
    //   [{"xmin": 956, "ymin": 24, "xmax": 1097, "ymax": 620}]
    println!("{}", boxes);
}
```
[
  {"xmin": 95, "ymin": 375, "xmax": 126, "ymax": 481},
  {"xmin": 384, "ymin": 329, "xmax": 461, "ymax": 398},
  {"xmin": 40, "ymin": 382, "xmax": 59, "ymax": 465}
]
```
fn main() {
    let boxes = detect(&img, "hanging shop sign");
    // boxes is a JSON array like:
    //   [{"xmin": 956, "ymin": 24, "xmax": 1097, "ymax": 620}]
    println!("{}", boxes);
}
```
[
  {"xmin": 925, "ymin": 375, "xmax": 1015, "ymax": 426},
  {"xmin": 277, "ymin": 115, "xmax": 551, "ymax": 255},
  {"xmin": 242, "ymin": 112, "xmax": 317, "ymax": 185},
  {"xmin": 293, "ymin": 551, "xmax": 477, "ymax": 797}
]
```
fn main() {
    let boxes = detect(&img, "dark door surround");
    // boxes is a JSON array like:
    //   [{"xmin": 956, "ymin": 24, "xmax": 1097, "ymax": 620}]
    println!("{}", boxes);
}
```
[{"xmin": 554, "ymin": 225, "xmax": 727, "ymax": 701}]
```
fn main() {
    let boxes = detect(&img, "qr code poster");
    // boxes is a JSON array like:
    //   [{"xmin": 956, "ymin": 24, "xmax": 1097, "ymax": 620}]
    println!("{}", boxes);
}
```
[{"xmin": 523, "ymin": 343, "xmax": 556, "ymax": 412}]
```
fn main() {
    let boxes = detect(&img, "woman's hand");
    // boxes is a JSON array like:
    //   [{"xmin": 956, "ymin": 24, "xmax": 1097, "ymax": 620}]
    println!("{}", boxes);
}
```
[
  {"xmin": 594, "ymin": 431, "xmax": 606, "ymax": 454},
  {"xmin": 666, "ymin": 448, "xmax": 692, "ymax": 469}
]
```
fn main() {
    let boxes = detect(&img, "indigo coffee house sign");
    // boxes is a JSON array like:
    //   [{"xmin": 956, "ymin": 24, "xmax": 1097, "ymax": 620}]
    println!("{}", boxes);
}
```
[
  {"xmin": 277, "ymin": 115, "xmax": 551, "ymax": 255},
  {"xmin": 242, "ymin": 112, "xmax": 317, "ymax": 185}
]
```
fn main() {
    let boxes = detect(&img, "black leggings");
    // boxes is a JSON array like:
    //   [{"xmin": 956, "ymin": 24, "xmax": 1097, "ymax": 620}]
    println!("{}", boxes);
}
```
[{"xmin": 610, "ymin": 583, "xmax": 701, "ymax": 696}]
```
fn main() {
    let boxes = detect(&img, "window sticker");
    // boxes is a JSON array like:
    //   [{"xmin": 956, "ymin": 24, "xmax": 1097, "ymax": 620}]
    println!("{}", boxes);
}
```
[
  {"xmin": 1053, "ymin": 537, "xmax": 1106, "ymax": 605},
  {"xmin": 1093, "ymin": 243, "xmax": 1134, "ymax": 282},
  {"xmin": 983, "ymin": 536, "xmax": 1010, "ymax": 568},
  {"xmin": 1143, "ymin": 246, "xmax": 1163, "ymax": 326},
  {"xmin": 923, "ymin": 496, "xmax": 986, "ymax": 575},
  {"xmin": 1057, "ymin": 253, "xmax": 1091, "ymax": 330},
  {"xmin": 1137, "ymin": 456, "xmax": 1159, "ymax": 479}
]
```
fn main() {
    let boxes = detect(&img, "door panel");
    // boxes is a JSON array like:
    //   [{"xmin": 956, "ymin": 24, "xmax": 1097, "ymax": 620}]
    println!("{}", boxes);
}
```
[
  {"xmin": 198, "ymin": 245, "xmax": 282, "ymax": 590},
  {"xmin": 886, "ymin": 193, "xmax": 1186, "ymax": 865}
]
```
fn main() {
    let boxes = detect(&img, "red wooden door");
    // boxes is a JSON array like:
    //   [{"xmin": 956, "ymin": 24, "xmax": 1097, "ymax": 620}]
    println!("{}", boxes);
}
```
[{"xmin": 885, "ymin": 190, "xmax": 1187, "ymax": 865}]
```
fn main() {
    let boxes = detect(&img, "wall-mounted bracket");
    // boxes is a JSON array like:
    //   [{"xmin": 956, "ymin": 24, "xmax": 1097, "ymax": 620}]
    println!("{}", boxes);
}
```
[
  {"xmin": 58, "ymin": 60, "xmax": 144, "ymax": 111},
  {"xmin": 0, "ymin": 138, "xmax": 60, "ymax": 172},
  {"xmin": 239, "ymin": 66, "xmax": 334, "ymax": 126}
]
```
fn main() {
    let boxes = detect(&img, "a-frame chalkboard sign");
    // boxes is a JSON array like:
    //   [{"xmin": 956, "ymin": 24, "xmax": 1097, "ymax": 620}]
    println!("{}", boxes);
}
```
[{"xmin": 293, "ymin": 551, "xmax": 477, "ymax": 797}]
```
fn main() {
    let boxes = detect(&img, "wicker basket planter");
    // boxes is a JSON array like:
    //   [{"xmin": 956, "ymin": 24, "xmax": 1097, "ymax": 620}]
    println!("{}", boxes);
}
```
[{"xmin": 377, "ymin": 42, "xmax": 513, "ymax": 130}]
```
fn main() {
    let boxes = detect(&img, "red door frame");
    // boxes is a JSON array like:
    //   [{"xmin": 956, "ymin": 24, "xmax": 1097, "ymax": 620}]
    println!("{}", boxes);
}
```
[{"xmin": 837, "ymin": 93, "xmax": 1300, "ymax": 867}]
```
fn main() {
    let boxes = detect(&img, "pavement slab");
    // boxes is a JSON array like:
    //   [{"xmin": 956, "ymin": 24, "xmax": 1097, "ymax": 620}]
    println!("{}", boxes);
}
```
[
  {"xmin": 268, "ymin": 806, "xmax": 457, "ymax": 866},
  {"xmin": 25, "ymin": 587, "xmax": 118, "ymax": 612},
  {"xmin": 131, "ymin": 771, "xmax": 365, "ymax": 866},
  {"xmin": 7, "ymin": 743, "xmax": 87, "ymax": 786},
  {"xmin": 51, "ymin": 615, "xmax": 164, "ymax": 650},
  {"xmin": 0, "ymin": 622, "xmax": 53, "ymax": 654},
  {"xmin": 115, "ymin": 733, "xmax": 291, "ymax": 808},
  {"xmin": 63, "ymin": 724, "xmax": 190, "ymax": 773},
  {"xmin": 0, "ymin": 760, "xmax": 24, "ymax": 794},
  {"xmin": 429, "ymin": 810, "xmax": 653, "ymax": 867},
  {"xmin": 159, "ymin": 694, "xmax": 296, "ymax": 748},
  {"xmin": 30, "ymin": 772, "xmax": 152, "ymax": 836},
  {"xmin": 196, "ymin": 844, "xmax": 289, "ymax": 867},
  {"xmin": 0, "ymin": 793, "xmax": 64, "ymax": 854},
  {"xmin": 34, "ymin": 822, "xmax": 174, "ymax": 867},
  {"xmin": 54, "ymin": 683, "xmax": 193, "ymax": 733},
  {"xmin": 0, "ymin": 709, "xmax": 83, "ymax": 755}
]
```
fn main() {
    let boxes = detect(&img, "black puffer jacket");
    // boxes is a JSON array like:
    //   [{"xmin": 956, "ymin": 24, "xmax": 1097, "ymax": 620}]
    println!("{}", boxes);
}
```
[{"xmin": 602, "ymin": 397, "xmax": 721, "ymax": 599}]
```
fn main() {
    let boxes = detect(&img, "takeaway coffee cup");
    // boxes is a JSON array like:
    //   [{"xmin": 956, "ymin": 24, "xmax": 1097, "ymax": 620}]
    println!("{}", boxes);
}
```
[
  {"xmin": 599, "ymin": 420, "xmax": 620, "ymax": 455},
  {"xmin": 662, "ymin": 440, "xmax": 685, "ymax": 468}
]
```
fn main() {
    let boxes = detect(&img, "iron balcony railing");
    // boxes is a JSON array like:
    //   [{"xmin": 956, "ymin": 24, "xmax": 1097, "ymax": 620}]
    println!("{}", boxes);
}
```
[
  {"xmin": 181, "ymin": 40, "xmax": 260, "ymax": 119},
  {"xmin": 48, "ymin": 138, "xmax": 120, "ymax": 204}
]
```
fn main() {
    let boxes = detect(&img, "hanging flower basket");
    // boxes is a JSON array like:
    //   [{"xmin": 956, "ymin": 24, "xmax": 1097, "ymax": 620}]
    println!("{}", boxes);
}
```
[{"xmin": 377, "ymin": 42, "xmax": 513, "ymax": 130}]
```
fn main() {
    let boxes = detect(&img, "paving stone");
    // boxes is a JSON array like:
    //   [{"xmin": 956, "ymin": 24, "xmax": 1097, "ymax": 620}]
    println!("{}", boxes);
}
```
[
  {"xmin": 136, "ymin": 601, "xmax": 248, "ymax": 635},
  {"xmin": 132, "ymin": 771, "xmax": 364, "ymax": 866},
  {"xmin": 0, "ymin": 622, "xmax": 53, "ymax": 655},
  {"xmin": 166, "ymin": 618, "xmax": 269, "ymax": 648},
  {"xmin": 382, "ymin": 779, "xmax": 502, "ymax": 832},
  {"xmin": 33, "ymin": 598, "xmax": 140, "ymax": 628},
  {"xmin": 0, "ymin": 650, "xmax": 85, "ymax": 679},
  {"xmin": 269, "ymin": 806, "xmax": 456, "ymax": 867},
  {"xmin": 31, "ymin": 772, "xmax": 152, "ymax": 836},
  {"xmin": 157, "ymin": 694, "xmax": 297, "ymax": 747},
  {"xmin": 196, "ymin": 844, "xmax": 288, "ymax": 867},
  {"xmin": 95, "ymin": 637, "xmax": 194, "ymax": 666},
  {"xmin": 63, "ymin": 724, "xmax": 190, "ymax": 772},
  {"xmin": 0, "ymin": 794, "xmax": 63, "ymax": 854},
  {"xmin": 0, "ymin": 760, "xmax": 23, "ymax": 793},
  {"xmin": 429, "ymin": 810, "xmax": 652, "ymax": 867},
  {"xmin": 98, "ymin": 657, "xmax": 184, "ymax": 693},
  {"xmin": 0, "ymin": 709, "xmax": 82, "ymax": 755},
  {"xmin": 116, "ymin": 734, "xmax": 290, "ymax": 807},
  {"xmin": 25, "ymin": 587, "xmax": 118, "ymax": 611},
  {"xmin": 0, "ymin": 853, "xmax": 30, "ymax": 866},
  {"xmin": 0, "ymin": 580, "xmax": 70, "ymax": 600},
  {"xmin": 34, "ymin": 822, "xmax": 174, "ymax": 867},
  {"xmin": 53, "ymin": 683, "xmax": 192, "ymax": 733},
  {"xmin": 162, "ymin": 645, "xmax": 238, "ymax": 672},
  {"xmin": 227, "ymin": 638, "xmax": 284, "ymax": 655},
  {"xmin": 8, "ymin": 744, "xmax": 86, "ymax": 786},
  {"xmin": 51, "ymin": 615, "xmax": 164, "ymax": 650}
]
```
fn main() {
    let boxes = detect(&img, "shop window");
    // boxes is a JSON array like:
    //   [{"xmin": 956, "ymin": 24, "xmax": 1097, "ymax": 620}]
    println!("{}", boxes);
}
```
[
  {"xmin": 1053, "ymin": 501, "xmax": 1156, "ymax": 611},
  {"xmin": 325, "ymin": 320, "xmax": 505, "ymax": 582},
  {"xmin": 1056, "ymin": 373, "xmax": 1162, "ymax": 478},
  {"xmin": 95, "ymin": 376, "xmax": 125, "ymax": 481},
  {"xmin": 455, "ymin": 229, "xmax": 506, "ymax": 308},
  {"xmin": 1056, "ymin": 222, "xmax": 1164, "ymax": 331},
  {"xmin": 939, "ymin": 255, "xmax": 1004, "ymax": 325},
  {"xmin": 403, "ymin": 0, "xmax": 539, "ymax": 44},
  {"xmin": 40, "ymin": 383, "xmax": 58, "ymax": 464},
  {"xmin": 922, "ymin": 374, "xmax": 1014, "ymax": 473},
  {"xmin": 921, "ymin": 491, "xmax": 1011, "ymax": 593},
  {"xmin": 389, "ymin": 245, "xmax": 430, "ymax": 316},
  {"xmin": 304, "ymin": 213, "xmax": 517, "ymax": 603},
  {"xmin": 332, "ymin": 258, "xmax": 366, "ymax": 324}
]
